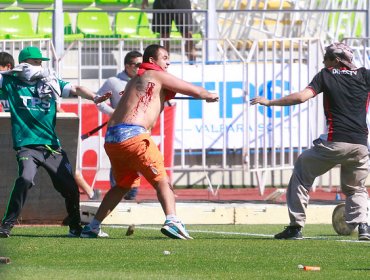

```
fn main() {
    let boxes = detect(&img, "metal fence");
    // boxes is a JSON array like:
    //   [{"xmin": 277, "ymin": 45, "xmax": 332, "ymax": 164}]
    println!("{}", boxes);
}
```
[
  {"xmin": 2, "ymin": 36, "xmax": 370, "ymax": 194},
  {"xmin": 1, "ymin": 2, "xmax": 370, "ymax": 195},
  {"xmin": 52, "ymin": 37, "xmax": 327, "ymax": 195}
]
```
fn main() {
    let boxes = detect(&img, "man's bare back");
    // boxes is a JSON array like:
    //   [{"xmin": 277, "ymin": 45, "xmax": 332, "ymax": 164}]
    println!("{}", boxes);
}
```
[{"xmin": 108, "ymin": 47, "xmax": 218, "ymax": 130}]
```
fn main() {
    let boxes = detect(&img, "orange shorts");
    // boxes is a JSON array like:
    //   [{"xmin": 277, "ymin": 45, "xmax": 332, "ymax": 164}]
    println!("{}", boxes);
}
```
[{"xmin": 104, "ymin": 133, "xmax": 167, "ymax": 189}]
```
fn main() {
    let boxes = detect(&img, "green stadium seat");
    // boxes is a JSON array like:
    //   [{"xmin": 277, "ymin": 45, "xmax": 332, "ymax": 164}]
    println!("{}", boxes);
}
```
[
  {"xmin": 170, "ymin": 22, "xmax": 182, "ymax": 39},
  {"xmin": 96, "ymin": 0, "xmax": 120, "ymax": 4},
  {"xmin": 63, "ymin": 0, "xmax": 94, "ymax": 5},
  {"xmin": 169, "ymin": 21, "xmax": 202, "ymax": 43},
  {"xmin": 0, "ymin": 0, "xmax": 15, "ymax": 4},
  {"xmin": 18, "ymin": 0, "xmax": 53, "ymax": 5},
  {"xmin": 132, "ymin": 0, "xmax": 153, "ymax": 5},
  {"xmin": 137, "ymin": 8, "xmax": 158, "ymax": 38},
  {"xmin": 37, "ymin": 10, "xmax": 84, "ymax": 42},
  {"xmin": 76, "ymin": 7, "xmax": 122, "ymax": 38},
  {"xmin": 328, "ymin": 12, "xmax": 362, "ymax": 41},
  {"xmin": 0, "ymin": 6, "xmax": 45, "ymax": 39},
  {"xmin": 115, "ymin": 8, "xmax": 157, "ymax": 38}
]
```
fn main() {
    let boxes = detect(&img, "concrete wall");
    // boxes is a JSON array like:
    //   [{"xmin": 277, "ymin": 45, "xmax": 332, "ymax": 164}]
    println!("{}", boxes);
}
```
[{"xmin": 0, "ymin": 113, "xmax": 79, "ymax": 223}]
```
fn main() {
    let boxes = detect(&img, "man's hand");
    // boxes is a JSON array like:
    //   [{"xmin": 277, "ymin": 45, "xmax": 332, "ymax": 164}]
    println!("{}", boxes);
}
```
[
  {"xmin": 94, "ymin": 91, "xmax": 112, "ymax": 104},
  {"xmin": 205, "ymin": 93, "xmax": 219, "ymax": 103},
  {"xmin": 250, "ymin": 96, "xmax": 270, "ymax": 106}
]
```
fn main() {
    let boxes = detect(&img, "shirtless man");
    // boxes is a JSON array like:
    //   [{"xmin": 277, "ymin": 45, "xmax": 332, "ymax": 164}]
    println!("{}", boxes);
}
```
[{"xmin": 81, "ymin": 44, "xmax": 218, "ymax": 239}]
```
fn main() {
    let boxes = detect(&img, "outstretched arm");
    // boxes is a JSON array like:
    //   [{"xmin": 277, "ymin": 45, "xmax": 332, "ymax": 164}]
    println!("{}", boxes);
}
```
[
  {"xmin": 69, "ymin": 85, "xmax": 111, "ymax": 104},
  {"xmin": 160, "ymin": 72, "xmax": 219, "ymax": 103},
  {"xmin": 250, "ymin": 88, "xmax": 315, "ymax": 106}
]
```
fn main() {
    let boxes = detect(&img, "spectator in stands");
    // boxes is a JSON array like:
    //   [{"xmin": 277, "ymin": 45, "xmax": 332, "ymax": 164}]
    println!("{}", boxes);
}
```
[
  {"xmin": 0, "ymin": 52, "xmax": 14, "ymax": 71},
  {"xmin": 0, "ymin": 46, "xmax": 109, "ymax": 238},
  {"xmin": 142, "ymin": 0, "xmax": 197, "ymax": 63},
  {"xmin": 80, "ymin": 44, "xmax": 218, "ymax": 239},
  {"xmin": 251, "ymin": 42, "xmax": 370, "ymax": 241},
  {"xmin": 96, "ymin": 50, "xmax": 143, "ymax": 200}
]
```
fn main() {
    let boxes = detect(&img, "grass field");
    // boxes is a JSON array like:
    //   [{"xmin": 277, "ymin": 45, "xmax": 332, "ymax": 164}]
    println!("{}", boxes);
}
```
[{"xmin": 0, "ymin": 224, "xmax": 369, "ymax": 279}]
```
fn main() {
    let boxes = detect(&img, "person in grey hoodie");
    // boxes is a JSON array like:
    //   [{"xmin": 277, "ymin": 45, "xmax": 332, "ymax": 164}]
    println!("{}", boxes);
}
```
[{"xmin": 96, "ymin": 51, "xmax": 143, "ymax": 200}]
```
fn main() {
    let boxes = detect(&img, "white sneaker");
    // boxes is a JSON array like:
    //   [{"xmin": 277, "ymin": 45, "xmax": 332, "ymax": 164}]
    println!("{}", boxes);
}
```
[
  {"xmin": 98, "ymin": 229, "xmax": 109, "ymax": 238},
  {"xmin": 160, "ymin": 220, "xmax": 193, "ymax": 240}
]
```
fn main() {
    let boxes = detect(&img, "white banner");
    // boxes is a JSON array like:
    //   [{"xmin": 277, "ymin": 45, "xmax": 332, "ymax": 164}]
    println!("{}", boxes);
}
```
[{"xmin": 169, "ymin": 63, "xmax": 310, "ymax": 149}]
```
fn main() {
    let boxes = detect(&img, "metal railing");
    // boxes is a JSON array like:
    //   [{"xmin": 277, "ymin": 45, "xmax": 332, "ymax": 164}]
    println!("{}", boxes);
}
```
[
  {"xmin": 1, "ymin": 1, "xmax": 370, "ymax": 195},
  {"xmin": 50, "ymin": 37, "xmax": 327, "ymax": 195},
  {"xmin": 2, "ymin": 36, "xmax": 363, "ymax": 194}
]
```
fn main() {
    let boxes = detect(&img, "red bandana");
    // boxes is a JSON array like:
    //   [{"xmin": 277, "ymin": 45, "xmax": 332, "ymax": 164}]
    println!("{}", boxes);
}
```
[{"xmin": 137, "ymin": 63, "xmax": 176, "ymax": 101}]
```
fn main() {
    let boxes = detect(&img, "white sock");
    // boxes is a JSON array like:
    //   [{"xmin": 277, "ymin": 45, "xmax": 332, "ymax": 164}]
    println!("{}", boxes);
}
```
[
  {"xmin": 166, "ymin": 214, "xmax": 178, "ymax": 221},
  {"xmin": 89, "ymin": 218, "xmax": 101, "ymax": 230}
]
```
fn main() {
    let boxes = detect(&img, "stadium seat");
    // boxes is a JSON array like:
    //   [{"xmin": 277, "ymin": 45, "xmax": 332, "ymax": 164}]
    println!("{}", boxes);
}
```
[
  {"xmin": 18, "ymin": 0, "xmax": 95, "ymax": 6},
  {"xmin": 328, "ymin": 12, "xmax": 362, "ymax": 40},
  {"xmin": 18, "ymin": 0, "xmax": 53, "ymax": 5},
  {"xmin": 265, "ymin": 1, "xmax": 292, "ymax": 9},
  {"xmin": 169, "ymin": 20, "xmax": 202, "ymax": 42},
  {"xmin": 238, "ymin": 0, "xmax": 292, "ymax": 9},
  {"xmin": 37, "ymin": 10, "xmax": 84, "ymax": 41},
  {"xmin": 0, "ymin": 0, "xmax": 15, "ymax": 4},
  {"xmin": 131, "ymin": 0, "xmax": 153, "ymax": 5},
  {"xmin": 0, "ymin": 6, "xmax": 45, "ymax": 39},
  {"xmin": 96, "ymin": 0, "xmax": 120, "ymax": 4},
  {"xmin": 76, "ymin": 7, "xmax": 122, "ymax": 38},
  {"xmin": 115, "ymin": 7, "xmax": 157, "ymax": 38},
  {"xmin": 63, "ymin": 0, "xmax": 94, "ymax": 5},
  {"xmin": 170, "ymin": 22, "xmax": 182, "ymax": 39}
]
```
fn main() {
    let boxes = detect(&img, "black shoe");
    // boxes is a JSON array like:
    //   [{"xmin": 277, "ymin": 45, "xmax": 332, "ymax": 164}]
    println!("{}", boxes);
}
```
[
  {"xmin": 89, "ymin": 189, "xmax": 102, "ymax": 201},
  {"xmin": 274, "ymin": 226, "xmax": 303, "ymax": 240},
  {"xmin": 68, "ymin": 226, "xmax": 83, "ymax": 238},
  {"xmin": 358, "ymin": 223, "xmax": 370, "ymax": 241},
  {"xmin": 0, "ymin": 223, "xmax": 13, "ymax": 238},
  {"xmin": 124, "ymin": 187, "xmax": 138, "ymax": 200}
]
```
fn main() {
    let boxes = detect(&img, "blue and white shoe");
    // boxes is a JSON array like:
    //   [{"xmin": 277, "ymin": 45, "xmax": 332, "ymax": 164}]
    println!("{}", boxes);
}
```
[
  {"xmin": 80, "ymin": 225, "xmax": 109, "ymax": 238},
  {"xmin": 160, "ymin": 220, "xmax": 193, "ymax": 240}
]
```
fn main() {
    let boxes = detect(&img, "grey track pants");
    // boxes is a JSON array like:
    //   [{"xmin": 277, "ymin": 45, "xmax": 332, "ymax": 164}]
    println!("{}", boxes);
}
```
[
  {"xmin": 1, "ymin": 145, "xmax": 81, "ymax": 229},
  {"xmin": 287, "ymin": 138, "xmax": 369, "ymax": 227}
]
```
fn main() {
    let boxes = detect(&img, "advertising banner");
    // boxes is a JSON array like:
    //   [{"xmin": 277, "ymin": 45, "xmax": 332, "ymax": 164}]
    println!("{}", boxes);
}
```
[{"xmin": 169, "ymin": 63, "xmax": 310, "ymax": 149}]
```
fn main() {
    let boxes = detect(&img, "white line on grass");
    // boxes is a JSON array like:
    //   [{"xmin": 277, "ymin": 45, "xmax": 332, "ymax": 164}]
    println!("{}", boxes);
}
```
[{"xmin": 106, "ymin": 225, "xmax": 366, "ymax": 242}]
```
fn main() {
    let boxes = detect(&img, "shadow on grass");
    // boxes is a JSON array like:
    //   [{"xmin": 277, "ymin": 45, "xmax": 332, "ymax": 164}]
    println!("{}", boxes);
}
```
[
  {"xmin": 191, "ymin": 236, "xmax": 273, "ymax": 240},
  {"xmin": 9, "ymin": 234, "xmax": 169, "ymax": 240},
  {"xmin": 9, "ymin": 234, "xmax": 73, "ymax": 238}
]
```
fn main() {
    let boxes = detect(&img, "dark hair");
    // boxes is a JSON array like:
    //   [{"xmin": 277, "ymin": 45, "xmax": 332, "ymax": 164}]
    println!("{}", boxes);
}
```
[
  {"xmin": 323, "ymin": 53, "xmax": 336, "ymax": 61},
  {"xmin": 124, "ymin": 50, "xmax": 142, "ymax": 65},
  {"xmin": 0, "ymin": 52, "xmax": 14, "ymax": 69},
  {"xmin": 142, "ymin": 44, "xmax": 167, "ymax": 63}
]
